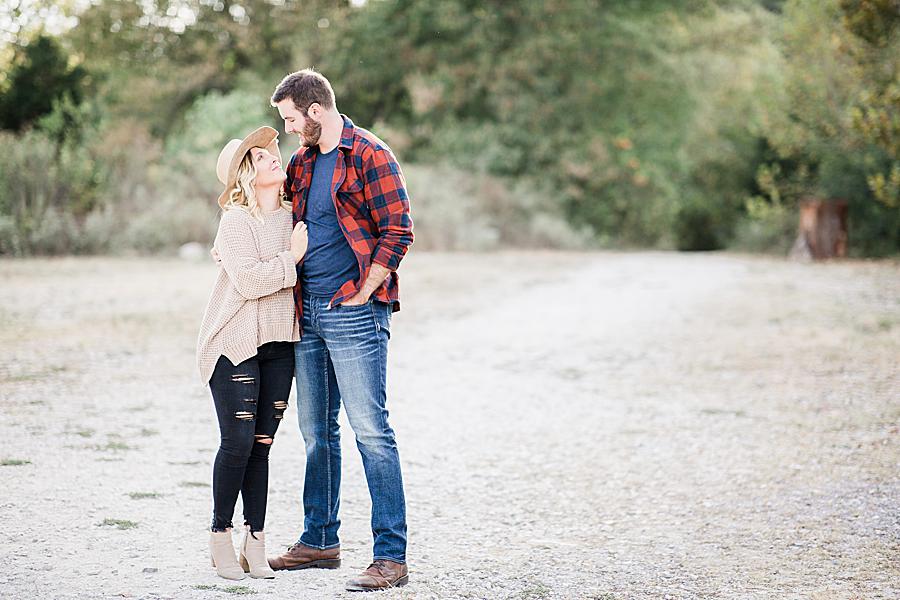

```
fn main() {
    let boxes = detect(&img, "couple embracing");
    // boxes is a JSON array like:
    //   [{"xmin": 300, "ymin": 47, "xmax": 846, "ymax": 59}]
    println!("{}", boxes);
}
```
[{"xmin": 196, "ymin": 69, "xmax": 412, "ymax": 592}]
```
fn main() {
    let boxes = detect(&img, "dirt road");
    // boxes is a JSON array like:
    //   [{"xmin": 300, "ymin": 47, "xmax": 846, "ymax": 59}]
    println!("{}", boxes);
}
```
[{"xmin": 1, "ymin": 252, "xmax": 897, "ymax": 599}]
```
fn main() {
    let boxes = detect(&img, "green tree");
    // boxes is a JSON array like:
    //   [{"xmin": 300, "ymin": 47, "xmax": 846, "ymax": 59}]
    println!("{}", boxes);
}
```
[
  {"xmin": 840, "ymin": 0, "xmax": 900, "ymax": 207},
  {"xmin": 66, "ymin": 0, "xmax": 337, "ymax": 138},
  {"xmin": 0, "ymin": 35, "xmax": 89, "ymax": 131},
  {"xmin": 753, "ymin": 0, "xmax": 900, "ymax": 255},
  {"xmin": 315, "ymin": 1, "xmax": 725, "ymax": 245}
]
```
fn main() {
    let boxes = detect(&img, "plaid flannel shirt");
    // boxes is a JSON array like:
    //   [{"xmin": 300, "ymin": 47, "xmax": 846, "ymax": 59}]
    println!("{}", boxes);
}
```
[{"xmin": 284, "ymin": 115, "xmax": 414, "ymax": 323}]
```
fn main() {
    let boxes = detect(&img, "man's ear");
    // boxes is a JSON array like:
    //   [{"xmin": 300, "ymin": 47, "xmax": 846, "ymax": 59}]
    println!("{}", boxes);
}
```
[{"xmin": 307, "ymin": 102, "xmax": 322, "ymax": 120}]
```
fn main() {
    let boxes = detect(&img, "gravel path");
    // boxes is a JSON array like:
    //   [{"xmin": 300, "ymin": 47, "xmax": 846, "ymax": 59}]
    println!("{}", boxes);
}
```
[{"xmin": 1, "ymin": 252, "xmax": 897, "ymax": 600}]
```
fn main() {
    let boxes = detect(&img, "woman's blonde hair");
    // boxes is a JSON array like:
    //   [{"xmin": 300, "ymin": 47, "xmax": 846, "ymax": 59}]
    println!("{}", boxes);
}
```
[{"xmin": 221, "ymin": 151, "xmax": 291, "ymax": 221}]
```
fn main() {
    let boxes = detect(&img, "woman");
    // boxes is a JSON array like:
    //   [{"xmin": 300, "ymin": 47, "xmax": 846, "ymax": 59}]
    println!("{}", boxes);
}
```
[{"xmin": 197, "ymin": 126, "xmax": 306, "ymax": 580}]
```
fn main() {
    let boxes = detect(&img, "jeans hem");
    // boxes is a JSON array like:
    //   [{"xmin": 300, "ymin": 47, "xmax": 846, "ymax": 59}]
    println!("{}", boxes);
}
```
[
  {"xmin": 297, "ymin": 538, "xmax": 341, "ymax": 551},
  {"xmin": 373, "ymin": 555, "xmax": 406, "ymax": 565}
]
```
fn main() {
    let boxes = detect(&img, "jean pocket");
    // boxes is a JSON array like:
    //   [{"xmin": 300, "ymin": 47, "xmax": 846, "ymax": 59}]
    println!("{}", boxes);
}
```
[{"xmin": 373, "ymin": 302, "xmax": 391, "ymax": 338}]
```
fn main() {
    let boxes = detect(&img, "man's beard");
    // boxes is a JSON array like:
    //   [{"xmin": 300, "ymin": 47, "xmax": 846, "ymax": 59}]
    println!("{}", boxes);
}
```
[{"xmin": 300, "ymin": 118, "xmax": 321, "ymax": 147}]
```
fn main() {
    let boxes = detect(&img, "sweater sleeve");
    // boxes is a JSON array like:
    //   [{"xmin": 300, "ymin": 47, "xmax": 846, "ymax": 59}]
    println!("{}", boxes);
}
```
[{"xmin": 215, "ymin": 211, "xmax": 297, "ymax": 300}]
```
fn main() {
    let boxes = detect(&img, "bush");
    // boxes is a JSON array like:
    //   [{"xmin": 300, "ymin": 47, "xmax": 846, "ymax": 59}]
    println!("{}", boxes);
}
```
[
  {"xmin": 164, "ymin": 87, "xmax": 281, "ymax": 203},
  {"xmin": 674, "ymin": 197, "xmax": 725, "ymax": 251},
  {"xmin": 748, "ymin": 0, "xmax": 900, "ymax": 255},
  {"xmin": 0, "ymin": 112, "xmax": 223, "ymax": 256},
  {"xmin": 0, "ymin": 128, "xmax": 100, "ymax": 255},
  {"xmin": 0, "ymin": 215, "xmax": 18, "ymax": 255},
  {"xmin": 77, "ymin": 207, "xmax": 117, "ymax": 254},
  {"xmin": 404, "ymin": 164, "xmax": 591, "ymax": 252},
  {"xmin": 730, "ymin": 196, "xmax": 797, "ymax": 254},
  {"xmin": 123, "ymin": 194, "xmax": 219, "ymax": 255},
  {"xmin": 27, "ymin": 208, "xmax": 81, "ymax": 255}
]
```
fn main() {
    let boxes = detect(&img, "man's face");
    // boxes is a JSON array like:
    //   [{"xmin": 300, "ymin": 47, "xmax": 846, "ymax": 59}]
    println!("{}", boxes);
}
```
[{"xmin": 276, "ymin": 99, "xmax": 321, "ymax": 148}]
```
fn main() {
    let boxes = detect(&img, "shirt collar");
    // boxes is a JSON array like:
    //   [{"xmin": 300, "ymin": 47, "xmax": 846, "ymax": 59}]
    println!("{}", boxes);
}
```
[{"xmin": 338, "ymin": 114, "xmax": 355, "ymax": 151}]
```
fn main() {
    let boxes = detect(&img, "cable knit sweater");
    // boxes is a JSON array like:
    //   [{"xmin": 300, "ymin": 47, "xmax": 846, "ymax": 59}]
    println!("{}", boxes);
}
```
[{"xmin": 196, "ymin": 206, "xmax": 299, "ymax": 384}]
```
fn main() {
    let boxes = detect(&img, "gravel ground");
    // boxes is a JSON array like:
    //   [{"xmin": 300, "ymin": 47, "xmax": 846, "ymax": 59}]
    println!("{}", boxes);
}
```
[{"xmin": 0, "ymin": 251, "xmax": 897, "ymax": 600}]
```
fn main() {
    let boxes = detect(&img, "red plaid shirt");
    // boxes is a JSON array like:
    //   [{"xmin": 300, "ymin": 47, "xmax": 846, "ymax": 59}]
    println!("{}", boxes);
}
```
[{"xmin": 284, "ymin": 115, "xmax": 414, "ymax": 322}]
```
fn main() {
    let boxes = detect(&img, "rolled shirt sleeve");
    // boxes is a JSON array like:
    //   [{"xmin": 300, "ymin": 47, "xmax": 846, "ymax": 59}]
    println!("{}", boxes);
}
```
[{"xmin": 363, "ymin": 145, "xmax": 414, "ymax": 271}]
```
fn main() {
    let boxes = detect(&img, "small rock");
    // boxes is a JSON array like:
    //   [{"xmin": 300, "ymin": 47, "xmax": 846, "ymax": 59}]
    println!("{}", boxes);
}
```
[
  {"xmin": 142, "ymin": 567, "xmax": 158, "ymax": 573},
  {"xmin": 179, "ymin": 242, "xmax": 207, "ymax": 261}
]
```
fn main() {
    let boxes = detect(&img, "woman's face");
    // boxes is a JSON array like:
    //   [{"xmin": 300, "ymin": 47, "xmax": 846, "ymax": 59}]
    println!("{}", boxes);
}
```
[{"xmin": 250, "ymin": 146, "xmax": 286, "ymax": 189}]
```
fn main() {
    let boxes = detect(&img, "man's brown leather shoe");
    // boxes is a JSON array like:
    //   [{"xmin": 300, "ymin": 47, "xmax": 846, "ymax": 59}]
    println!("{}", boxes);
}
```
[
  {"xmin": 267, "ymin": 542, "xmax": 341, "ymax": 571},
  {"xmin": 345, "ymin": 559, "xmax": 409, "ymax": 592}
]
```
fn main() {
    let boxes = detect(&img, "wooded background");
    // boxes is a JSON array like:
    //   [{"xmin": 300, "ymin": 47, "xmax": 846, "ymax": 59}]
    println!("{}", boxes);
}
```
[{"xmin": 0, "ymin": 0, "xmax": 897, "ymax": 256}]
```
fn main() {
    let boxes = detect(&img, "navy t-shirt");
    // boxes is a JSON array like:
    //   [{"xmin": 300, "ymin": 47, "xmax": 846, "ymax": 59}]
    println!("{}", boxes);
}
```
[{"xmin": 301, "ymin": 147, "xmax": 360, "ymax": 297}]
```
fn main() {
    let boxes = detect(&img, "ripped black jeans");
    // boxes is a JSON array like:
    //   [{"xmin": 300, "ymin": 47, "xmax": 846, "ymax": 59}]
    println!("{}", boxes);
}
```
[{"xmin": 209, "ymin": 341, "xmax": 294, "ymax": 533}]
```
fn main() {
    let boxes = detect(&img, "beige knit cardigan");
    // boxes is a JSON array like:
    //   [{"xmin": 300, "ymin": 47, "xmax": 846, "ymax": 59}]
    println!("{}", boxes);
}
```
[{"xmin": 196, "ymin": 206, "xmax": 299, "ymax": 384}]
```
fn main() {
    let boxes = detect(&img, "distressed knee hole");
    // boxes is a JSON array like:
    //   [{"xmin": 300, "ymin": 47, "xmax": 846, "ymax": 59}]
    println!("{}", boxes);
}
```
[
  {"xmin": 273, "ymin": 401, "xmax": 288, "ymax": 410},
  {"xmin": 254, "ymin": 435, "xmax": 273, "ymax": 445},
  {"xmin": 230, "ymin": 374, "xmax": 255, "ymax": 384},
  {"xmin": 242, "ymin": 398, "xmax": 257, "ymax": 404},
  {"xmin": 234, "ymin": 411, "xmax": 254, "ymax": 421},
  {"xmin": 274, "ymin": 414, "xmax": 284, "ymax": 420}
]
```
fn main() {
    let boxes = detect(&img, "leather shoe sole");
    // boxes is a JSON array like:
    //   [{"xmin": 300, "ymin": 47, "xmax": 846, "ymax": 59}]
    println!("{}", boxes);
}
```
[
  {"xmin": 275, "ymin": 558, "xmax": 342, "ymax": 571},
  {"xmin": 346, "ymin": 574, "xmax": 409, "ymax": 592}
]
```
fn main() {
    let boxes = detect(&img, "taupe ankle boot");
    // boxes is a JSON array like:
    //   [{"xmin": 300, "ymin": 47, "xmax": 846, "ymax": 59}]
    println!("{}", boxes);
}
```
[
  {"xmin": 209, "ymin": 529, "xmax": 246, "ymax": 580},
  {"xmin": 240, "ymin": 526, "xmax": 276, "ymax": 579}
]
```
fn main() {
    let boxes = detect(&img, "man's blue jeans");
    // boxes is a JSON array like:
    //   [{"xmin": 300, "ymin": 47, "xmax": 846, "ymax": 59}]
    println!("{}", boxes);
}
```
[{"xmin": 294, "ymin": 294, "xmax": 407, "ymax": 563}]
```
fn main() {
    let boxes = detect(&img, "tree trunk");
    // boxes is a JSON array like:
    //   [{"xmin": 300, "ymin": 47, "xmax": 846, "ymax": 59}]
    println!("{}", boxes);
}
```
[{"xmin": 790, "ymin": 199, "xmax": 848, "ymax": 260}]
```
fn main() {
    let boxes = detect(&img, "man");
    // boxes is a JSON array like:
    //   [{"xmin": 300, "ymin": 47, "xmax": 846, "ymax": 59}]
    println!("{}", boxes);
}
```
[{"xmin": 266, "ymin": 69, "xmax": 413, "ymax": 592}]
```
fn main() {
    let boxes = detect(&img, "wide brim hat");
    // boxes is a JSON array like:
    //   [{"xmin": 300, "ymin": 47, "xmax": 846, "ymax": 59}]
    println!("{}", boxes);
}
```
[{"xmin": 215, "ymin": 126, "xmax": 281, "ymax": 208}]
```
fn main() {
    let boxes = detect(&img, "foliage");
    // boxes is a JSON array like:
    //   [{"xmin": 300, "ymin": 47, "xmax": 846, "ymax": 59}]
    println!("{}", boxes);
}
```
[
  {"xmin": 0, "ymin": 126, "xmax": 100, "ymax": 255},
  {"xmin": 0, "ymin": 35, "xmax": 89, "ymax": 132},
  {"xmin": 316, "ymin": 1, "xmax": 709, "ymax": 245},
  {"xmin": 317, "ymin": 1, "xmax": 792, "ymax": 250},
  {"xmin": 750, "ymin": 0, "xmax": 900, "ymax": 255},
  {"xmin": 404, "ymin": 164, "xmax": 592, "ymax": 251},
  {"xmin": 840, "ymin": 0, "xmax": 900, "ymax": 208},
  {"xmin": 0, "ymin": 0, "xmax": 896, "ymax": 256},
  {"xmin": 65, "ymin": 0, "xmax": 337, "ymax": 137},
  {"xmin": 163, "ymin": 84, "xmax": 283, "ymax": 200},
  {"xmin": 674, "ymin": 198, "xmax": 725, "ymax": 251}
]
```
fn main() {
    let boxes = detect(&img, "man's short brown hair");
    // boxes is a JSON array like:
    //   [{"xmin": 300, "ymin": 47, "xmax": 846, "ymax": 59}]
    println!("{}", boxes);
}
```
[{"xmin": 270, "ymin": 69, "xmax": 336, "ymax": 114}]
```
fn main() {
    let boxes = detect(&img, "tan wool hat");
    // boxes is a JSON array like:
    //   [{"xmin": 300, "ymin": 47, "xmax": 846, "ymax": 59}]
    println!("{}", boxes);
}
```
[{"xmin": 215, "ymin": 126, "xmax": 281, "ymax": 208}]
